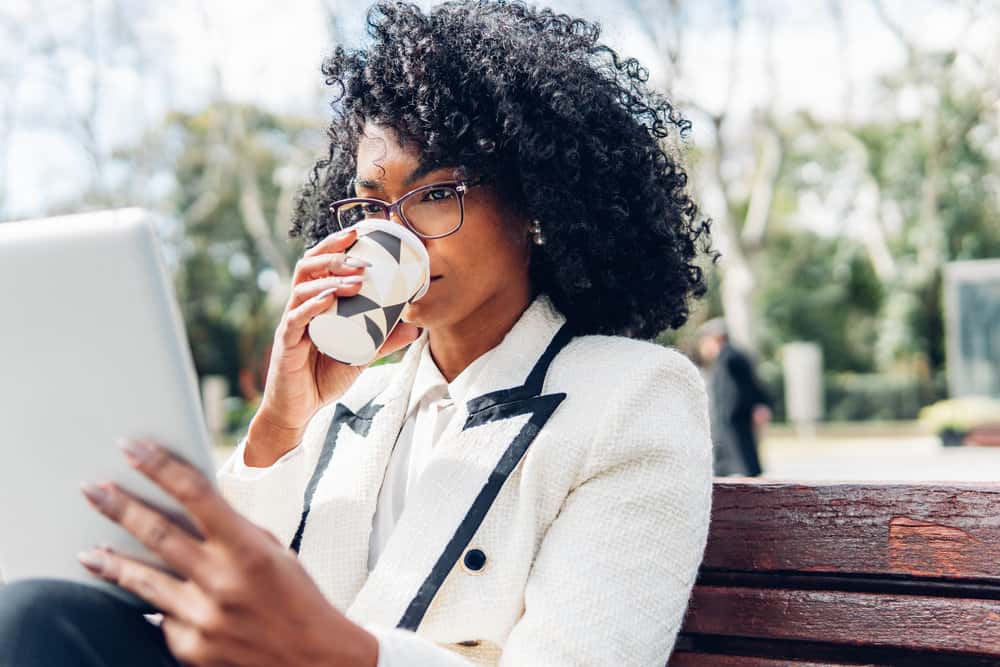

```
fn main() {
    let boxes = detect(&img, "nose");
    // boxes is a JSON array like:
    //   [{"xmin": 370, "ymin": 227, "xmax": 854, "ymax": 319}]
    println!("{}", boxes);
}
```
[{"xmin": 387, "ymin": 207, "xmax": 407, "ymax": 228}]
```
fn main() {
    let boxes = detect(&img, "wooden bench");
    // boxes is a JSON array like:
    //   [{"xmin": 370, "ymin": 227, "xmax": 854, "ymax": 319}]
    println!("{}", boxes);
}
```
[{"xmin": 669, "ymin": 480, "xmax": 1000, "ymax": 666}]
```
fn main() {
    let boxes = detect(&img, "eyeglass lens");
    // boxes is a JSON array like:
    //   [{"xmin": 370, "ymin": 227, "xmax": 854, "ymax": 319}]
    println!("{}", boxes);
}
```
[{"xmin": 337, "ymin": 185, "xmax": 461, "ymax": 237}]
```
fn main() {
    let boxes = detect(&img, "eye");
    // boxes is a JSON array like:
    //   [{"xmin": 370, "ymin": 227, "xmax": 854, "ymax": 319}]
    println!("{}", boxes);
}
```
[
  {"xmin": 362, "ymin": 203, "xmax": 384, "ymax": 214},
  {"xmin": 421, "ymin": 188, "xmax": 455, "ymax": 203}
]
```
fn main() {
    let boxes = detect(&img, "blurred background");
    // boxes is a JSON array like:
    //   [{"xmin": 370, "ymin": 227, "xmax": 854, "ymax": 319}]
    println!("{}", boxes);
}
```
[{"xmin": 3, "ymin": 0, "xmax": 998, "ymax": 479}]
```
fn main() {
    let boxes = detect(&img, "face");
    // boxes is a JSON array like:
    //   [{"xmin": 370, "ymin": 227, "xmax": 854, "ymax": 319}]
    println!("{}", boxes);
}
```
[
  {"xmin": 698, "ymin": 335, "xmax": 724, "ymax": 364},
  {"xmin": 352, "ymin": 122, "xmax": 532, "ymax": 331}
]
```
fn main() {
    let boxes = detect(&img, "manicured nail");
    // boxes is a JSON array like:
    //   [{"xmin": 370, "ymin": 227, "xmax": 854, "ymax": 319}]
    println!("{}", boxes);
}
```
[
  {"xmin": 77, "ymin": 549, "xmax": 107, "ymax": 571},
  {"xmin": 340, "ymin": 275, "xmax": 364, "ymax": 285},
  {"xmin": 344, "ymin": 257, "xmax": 370, "ymax": 269},
  {"xmin": 118, "ymin": 438, "xmax": 155, "ymax": 465},
  {"xmin": 316, "ymin": 287, "xmax": 338, "ymax": 300},
  {"xmin": 81, "ymin": 482, "xmax": 110, "ymax": 507}
]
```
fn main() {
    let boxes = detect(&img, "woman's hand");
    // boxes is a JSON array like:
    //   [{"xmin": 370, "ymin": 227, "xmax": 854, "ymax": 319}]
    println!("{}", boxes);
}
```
[
  {"xmin": 78, "ymin": 438, "xmax": 378, "ymax": 667},
  {"xmin": 250, "ymin": 227, "xmax": 420, "ymax": 464}
]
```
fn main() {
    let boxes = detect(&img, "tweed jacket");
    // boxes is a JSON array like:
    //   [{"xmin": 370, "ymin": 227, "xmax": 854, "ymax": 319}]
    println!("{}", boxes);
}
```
[{"xmin": 217, "ymin": 296, "xmax": 713, "ymax": 666}]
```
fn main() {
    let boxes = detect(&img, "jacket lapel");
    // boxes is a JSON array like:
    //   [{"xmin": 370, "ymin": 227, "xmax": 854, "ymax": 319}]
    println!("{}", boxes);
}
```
[
  {"xmin": 288, "ymin": 343, "xmax": 421, "ymax": 608},
  {"xmin": 345, "ymin": 296, "xmax": 573, "ymax": 632}
]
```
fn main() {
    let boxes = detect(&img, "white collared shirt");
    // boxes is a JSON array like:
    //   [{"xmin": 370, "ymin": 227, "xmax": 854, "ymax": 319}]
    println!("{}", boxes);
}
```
[{"xmin": 367, "ymin": 343, "xmax": 489, "ymax": 571}]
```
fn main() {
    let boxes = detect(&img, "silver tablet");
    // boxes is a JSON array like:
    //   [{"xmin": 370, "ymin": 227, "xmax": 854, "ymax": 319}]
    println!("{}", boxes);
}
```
[{"xmin": 0, "ymin": 209, "xmax": 215, "ymax": 600}]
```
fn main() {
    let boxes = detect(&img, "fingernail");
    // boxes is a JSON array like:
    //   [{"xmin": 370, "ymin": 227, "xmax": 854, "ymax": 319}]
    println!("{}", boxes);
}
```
[
  {"xmin": 316, "ymin": 287, "xmax": 338, "ymax": 300},
  {"xmin": 81, "ymin": 482, "xmax": 110, "ymax": 507},
  {"xmin": 77, "ymin": 549, "xmax": 107, "ymax": 571},
  {"xmin": 344, "ymin": 257, "xmax": 370, "ymax": 269},
  {"xmin": 340, "ymin": 275, "xmax": 364, "ymax": 285},
  {"xmin": 118, "ymin": 438, "xmax": 155, "ymax": 465}
]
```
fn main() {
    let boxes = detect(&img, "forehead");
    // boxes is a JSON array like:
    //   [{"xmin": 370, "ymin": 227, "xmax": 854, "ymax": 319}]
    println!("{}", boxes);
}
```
[{"xmin": 356, "ymin": 123, "xmax": 421, "ymax": 175}]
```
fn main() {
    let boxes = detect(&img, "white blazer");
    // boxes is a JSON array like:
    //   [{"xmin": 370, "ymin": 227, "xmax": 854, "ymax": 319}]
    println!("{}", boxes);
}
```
[{"xmin": 218, "ymin": 296, "xmax": 713, "ymax": 666}]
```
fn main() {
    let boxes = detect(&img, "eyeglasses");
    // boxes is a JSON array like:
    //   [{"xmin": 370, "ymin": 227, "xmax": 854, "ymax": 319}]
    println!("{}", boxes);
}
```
[{"xmin": 329, "ymin": 178, "xmax": 483, "ymax": 240}]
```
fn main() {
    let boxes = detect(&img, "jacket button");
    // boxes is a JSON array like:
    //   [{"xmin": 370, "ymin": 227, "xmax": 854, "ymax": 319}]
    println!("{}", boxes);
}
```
[{"xmin": 462, "ymin": 548, "xmax": 487, "ymax": 573}]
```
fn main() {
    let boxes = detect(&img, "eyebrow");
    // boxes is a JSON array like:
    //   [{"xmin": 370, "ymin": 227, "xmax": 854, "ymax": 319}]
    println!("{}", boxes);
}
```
[{"xmin": 354, "ymin": 161, "xmax": 450, "ymax": 193}]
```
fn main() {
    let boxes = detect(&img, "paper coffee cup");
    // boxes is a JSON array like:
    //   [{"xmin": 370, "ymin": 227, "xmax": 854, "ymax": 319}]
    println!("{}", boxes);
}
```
[{"xmin": 308, "ymin": 219, "xmax": 430, "ymax": 366}]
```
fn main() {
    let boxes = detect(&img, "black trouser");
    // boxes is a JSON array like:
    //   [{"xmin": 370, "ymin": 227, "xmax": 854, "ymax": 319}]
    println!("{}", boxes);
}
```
[{"xmin": 0, "ymin": 579, "xmax": 180, "ymax": 666}]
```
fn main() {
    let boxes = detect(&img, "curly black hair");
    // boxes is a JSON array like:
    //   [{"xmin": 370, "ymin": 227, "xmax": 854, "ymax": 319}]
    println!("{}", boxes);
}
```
[{"xmin": 290, "ymin": 0, "xmax": 712, "ymax": 338}]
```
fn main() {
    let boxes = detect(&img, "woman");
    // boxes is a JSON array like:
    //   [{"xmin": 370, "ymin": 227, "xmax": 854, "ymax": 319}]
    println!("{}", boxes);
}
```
[{"xmin": 0, "ymin": 1, "xmax": 714, "ymax": 665}]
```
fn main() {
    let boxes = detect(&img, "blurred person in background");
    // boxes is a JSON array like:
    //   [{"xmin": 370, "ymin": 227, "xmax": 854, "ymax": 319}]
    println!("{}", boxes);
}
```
[
  {"xmin": 0, "ymin": 1, "xmax": 715, "ymax": 666},
  {"xmin": 698, "ymin": 318, "xmax": 772, "ymax": 477}
]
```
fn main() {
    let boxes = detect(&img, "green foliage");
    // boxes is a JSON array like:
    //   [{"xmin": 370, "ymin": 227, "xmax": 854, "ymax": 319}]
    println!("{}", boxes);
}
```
[
  {"xmin": 225, "ymin": 395, "xmax": 261, "ymax": 439},
  {"xmin": 757, "ymin": 230, "xmax": 883, "ymax": 373},
  {"xmin": 129, "ymin": 103, "xmax": 323, "ymax": 398},
  {"xmin": 758, "ymin": 363, "xmax": 947, "ymax": 423},
  {"xmin": 857, "ymin": 77, "xmax": 1000, "ymax": 373},
  {"xmin": 824, "ymin": 372, "xmax": 947, "ymax": 422}
]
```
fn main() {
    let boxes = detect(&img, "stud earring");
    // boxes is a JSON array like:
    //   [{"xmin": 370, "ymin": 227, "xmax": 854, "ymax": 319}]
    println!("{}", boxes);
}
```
[{"xmin": 530, "ymin": 219, "xmax": 545, "ymax": 246}]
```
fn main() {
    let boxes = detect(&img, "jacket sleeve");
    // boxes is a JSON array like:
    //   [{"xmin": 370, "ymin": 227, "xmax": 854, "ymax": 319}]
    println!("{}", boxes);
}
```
[
  {"xmin": 368, "ymin": 627, "xmax": 474, "ymax": 667},
  {"xmin": 368, "ymin": 350, "xmax": 714, "ymax": 666},
  {"xmin": 215, "ymin": 401, "xmax": 339, "ymax": 546}
]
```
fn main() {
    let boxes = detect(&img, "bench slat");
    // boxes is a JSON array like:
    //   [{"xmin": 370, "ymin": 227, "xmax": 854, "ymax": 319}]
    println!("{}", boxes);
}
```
[
  {"xmin": 705, "ymin": 481, "xmax": 1000, "ymax": 582},
  {"xmin": 670, "ymin": 636, "xmax": 1000, "ymax": 667},
  {"xmin": 670, "ymin": 653, "xmax": 867, "ymax": 666},
  {"xmin": 682, "ymin": 585, "xmax": 1000, "ymax": 656}
]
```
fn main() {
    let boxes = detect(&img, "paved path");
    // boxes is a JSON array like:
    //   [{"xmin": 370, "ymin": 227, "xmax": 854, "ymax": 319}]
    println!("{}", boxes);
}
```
[{"xmin": 759, "ymin": 433, "xmax": 1000, "ymax": 482}]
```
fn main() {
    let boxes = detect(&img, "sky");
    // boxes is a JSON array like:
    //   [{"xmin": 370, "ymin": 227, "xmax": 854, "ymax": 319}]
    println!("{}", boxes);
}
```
[{"xmin": 2, "ymin": 0, "xmax": 996, "ymax": 220}]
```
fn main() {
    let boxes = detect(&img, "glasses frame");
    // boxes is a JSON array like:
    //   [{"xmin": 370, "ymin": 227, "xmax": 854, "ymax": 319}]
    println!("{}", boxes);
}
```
[{"xmin": 329, "ymin": 178, "xmax": 483, "ymax": 240}]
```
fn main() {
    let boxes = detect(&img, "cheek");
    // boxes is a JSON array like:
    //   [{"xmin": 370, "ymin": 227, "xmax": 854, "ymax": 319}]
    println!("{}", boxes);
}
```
[
  {"xmin": 427, "ymin": 236, "xmax": 509, "ymax": 287},
  {"xmin": 420, "ymin": 211, "xmax": 529, "ymax": 294}
]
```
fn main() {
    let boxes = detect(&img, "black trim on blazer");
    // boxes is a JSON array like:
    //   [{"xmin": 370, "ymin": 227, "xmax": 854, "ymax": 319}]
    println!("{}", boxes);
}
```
[
  {"xmin": 396, "ymin": 323, "xmax": 574, "ymax": 631},
  {"xmin": 289, "ymin": 398, "xmax": 382, "ymax": 554},
  {"xmin": 463, "ymin": 322, "xmax": 575, "ymax": 416}
]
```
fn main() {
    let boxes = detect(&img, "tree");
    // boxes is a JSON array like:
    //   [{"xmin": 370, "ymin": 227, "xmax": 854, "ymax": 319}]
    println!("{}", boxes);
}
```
[
  {"xmin": 813, "ymin": 0, "xmax": 1000, "ymax": 374},
  {"xmin": 631, "ymin": 0, "xmax": 1000, "ymax": 383},
  {"xmin": 758, "ymin": 230, "xmax": 883, "ymax": 373},
  {"xmin": 625, "ymin": 0, "xmax": 786, "ymax": 354},
  {"xmin": 126, "ymin": 102, "xmax": 325, "ymax": 397}
]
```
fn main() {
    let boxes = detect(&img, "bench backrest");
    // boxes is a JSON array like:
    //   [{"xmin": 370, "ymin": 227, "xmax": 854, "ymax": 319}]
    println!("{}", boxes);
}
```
[{"xmin": 669, "ymin": 480, "xmax": 1000, "ymax": 666}]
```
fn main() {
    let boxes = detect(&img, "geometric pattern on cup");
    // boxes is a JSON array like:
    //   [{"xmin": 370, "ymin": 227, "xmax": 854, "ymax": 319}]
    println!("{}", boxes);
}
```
[
  {"xmin": 328, "ymin": 225, "xmax": 429, "ymax": 359},
  {"xmin": 366, "ymin": 230, "xmax": 402, "ymax": 261},
  {"xmin": 337, "ymin": 293, "xmax": 380, "ymax": 318}
]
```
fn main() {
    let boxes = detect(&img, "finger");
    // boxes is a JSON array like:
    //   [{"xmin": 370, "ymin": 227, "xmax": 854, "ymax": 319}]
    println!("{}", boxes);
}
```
[
  {"xmin": 292, "ymin": 252, "xmax": 369, "ymax": 285},
  {"xmin": 374, "ymin": 322, "xmax": 422, "ymax": 361},
  {"xmin": 78, "ymin": 546, "xmax": 196, "ymax": 621},
  {"xmin": 161, "ymin": 616, "xmax": 256, "ymax": 667},
  {"xmin": 302, "ymin": 228, "xmax": 357, "ymax": 259},
  {"xmin": 160, "ymin": 617, "xmax": 204, "ymax": 667},
  {"xmin": 81, "ymin": 481, "xmax": 206, "ymax": 582},
  {"xmin": 280, "ymin": 283, "xmax": 360, "ymax": 350},
  {"xmin": 117, "ymin": 439, "xmax": 256, "ymax": 549},
  {"xmin": 288, "ymin": 274, "xmax": 364, "ymax": 310}
]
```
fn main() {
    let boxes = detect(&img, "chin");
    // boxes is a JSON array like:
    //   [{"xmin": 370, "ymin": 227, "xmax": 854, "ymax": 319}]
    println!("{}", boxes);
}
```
[
  {"xmin": 401, "ymin": 293, "xmax": 440, "ymax": 329},
  {"xmin": 402, "ymin": 282, "xmax": 465, "ymax": 330}
]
